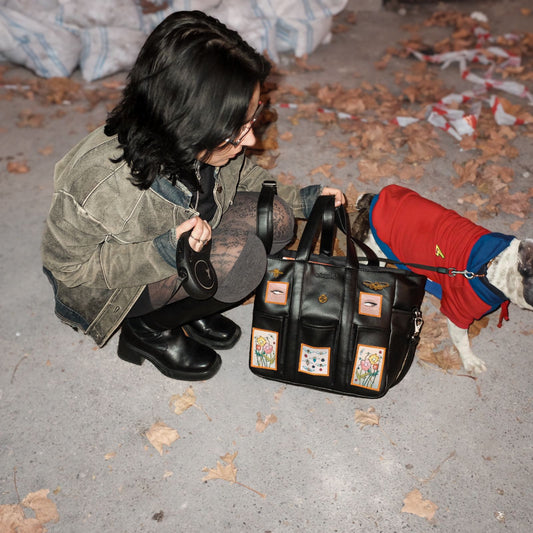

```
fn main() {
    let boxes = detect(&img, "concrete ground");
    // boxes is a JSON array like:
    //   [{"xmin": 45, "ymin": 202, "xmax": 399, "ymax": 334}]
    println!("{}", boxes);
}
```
[{"xmin": 1, "ymin": 0, "xmax": 532, "ymax": 531}]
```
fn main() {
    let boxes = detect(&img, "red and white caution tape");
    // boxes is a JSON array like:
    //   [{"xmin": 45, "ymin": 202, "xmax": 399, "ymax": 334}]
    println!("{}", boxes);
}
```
[
  {"xmin": 274, "ymin": 23, "xmax": 531, "ymax": 141},
  {"xmin": 490, "ymin": 95, "xmax": 526, "ymax": 126}
]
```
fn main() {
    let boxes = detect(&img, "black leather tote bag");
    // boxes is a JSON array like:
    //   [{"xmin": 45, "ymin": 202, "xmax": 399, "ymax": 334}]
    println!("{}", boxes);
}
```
[{"xmin": 250, "ymin": 192, "xmax": 426, "ymax": 398}]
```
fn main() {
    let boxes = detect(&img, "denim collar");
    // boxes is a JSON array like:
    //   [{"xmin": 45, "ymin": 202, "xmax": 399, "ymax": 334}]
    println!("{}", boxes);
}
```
[
  {"xmin": 150, "ymin": 167, "xmax": 220, "ymax": 206},
  {"xmin": 150, "ymin": 175, "xmax": 192, "ymax": 206}
]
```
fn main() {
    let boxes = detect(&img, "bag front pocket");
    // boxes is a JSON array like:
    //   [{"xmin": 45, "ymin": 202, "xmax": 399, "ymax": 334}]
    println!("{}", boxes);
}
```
[{"xmin": 288, "ymin": 322, "xmax": 338, "ymax": 388}]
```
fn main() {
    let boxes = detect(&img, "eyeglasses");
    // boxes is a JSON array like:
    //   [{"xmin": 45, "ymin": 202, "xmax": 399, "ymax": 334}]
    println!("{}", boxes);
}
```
[{"xmin": 224, "ymin": 101, "xmax": 264, "ymax": 147}]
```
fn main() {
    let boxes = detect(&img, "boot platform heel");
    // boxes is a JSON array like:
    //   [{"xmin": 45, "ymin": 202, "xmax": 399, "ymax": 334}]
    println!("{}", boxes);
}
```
[
  {"xmin": 117, "ymin": 316, "xmax": 222, "ymax": 381},
  {"xmin": 117, "ymin": 336, "xmax": 145, "ymax": 366}
]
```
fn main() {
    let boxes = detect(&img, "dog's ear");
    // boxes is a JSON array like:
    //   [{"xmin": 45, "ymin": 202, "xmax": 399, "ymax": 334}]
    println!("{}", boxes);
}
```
[
  {"xmin": 518, "ymin": 240, "xmax": 533, "ymax": 276},
  {"xmin": 356, "ymin": 193, "xmax": 374, "ymax": 211},
  {"xmin": 351, "ymin": 193, "xmax": 375, "ymax": 241},
  {"xmin": 518, "ymin": 239, "xmax": 533, "ymax": 306}
]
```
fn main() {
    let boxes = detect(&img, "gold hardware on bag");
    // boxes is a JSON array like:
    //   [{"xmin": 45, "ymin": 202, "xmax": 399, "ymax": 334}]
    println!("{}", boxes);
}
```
[
  {"xmin": 270, "ymin": 268, "xmax": 284, "ymax": 278},
  {"xmin": 363, "ymin": 281, "xmax": 390, "ymax": 291},
  {"xmin": 318, "ymin": 294, "xmax": 328, "ymax": 303}
]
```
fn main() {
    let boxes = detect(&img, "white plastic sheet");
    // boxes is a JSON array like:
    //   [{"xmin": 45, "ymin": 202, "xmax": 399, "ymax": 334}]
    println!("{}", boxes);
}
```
[{"xmin": 0, "ymin": 0, "xmax": 348, "ymax": 80}]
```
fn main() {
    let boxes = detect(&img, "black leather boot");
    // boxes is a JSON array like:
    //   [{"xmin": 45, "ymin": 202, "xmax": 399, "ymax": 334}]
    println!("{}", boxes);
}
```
[
  {"xmin": 179, "ymin": 298, "xmax": 241, "ymax": 349},
  {"xmin": 117, "ymin": 315, "xmax": 221, "ymax": 381}
]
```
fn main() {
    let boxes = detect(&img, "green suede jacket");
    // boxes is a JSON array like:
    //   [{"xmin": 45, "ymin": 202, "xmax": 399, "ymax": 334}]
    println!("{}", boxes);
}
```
[{"xmin": 41, "ymin": 126, "xmax": 321, "ymax": 346}]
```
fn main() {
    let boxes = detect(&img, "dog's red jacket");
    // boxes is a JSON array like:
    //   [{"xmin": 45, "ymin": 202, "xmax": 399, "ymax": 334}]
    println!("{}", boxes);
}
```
[{"xmin": 369, "ymin": 185, "xmax": 513, "ymax": 329}]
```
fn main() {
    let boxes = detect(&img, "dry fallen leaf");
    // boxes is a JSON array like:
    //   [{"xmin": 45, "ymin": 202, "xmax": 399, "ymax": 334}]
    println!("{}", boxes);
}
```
[
  {"xmin": 279, "ymin": 131, "xmax": 293, "ymax": 141},
  {"xmin": 22, "ymin": 489, "xmax": 60, "ymax": 525},
  {"xmin": 169, "ymin": 386, "xmax": 211, "ymax": 420},
  {"xmin": 145, "ymin": 421, "xmax": 180, "ymax": 455},
  {"xmin": 17, "ymin": 110, "xmax": 45, "ymax": 128},
  {"xmin": 277, "ymin": 171, "xmax": 296, "ymax": 185},
  {"xmin": 401, "ymin": 489, "xmax": 438, "ymax": 521},
  {"xmin": 357, "ymin": 158, "xmax": 397, "ymax": 183},
  {"xmin": 294, "ymin": 54, "xmax": 323, "ymax": 72},
  {"xmin": 256, "ymin": 412, "xmax": 278, "ymax": 433},
  {"xmin": 7, "ymin": 161, "xmax": 30, "ymax": 174},
  {"xmin": 169, "ymin": 386, "xmax": 196, "ymax": 415},
  {"xmin": 510, "ymin": 220, "xmax": 524, "ymax": 232},
  {"xmin": 38, "ymin": 145, "xmax": 54, "ymax": 156},
  {"xmin": 274, "ymin": 387, "xmax": 285, "ymax": 403},
  {"xmin": 354, "ymin": 407, "xmax": 380, "ymax": 429},
  {"xmin": 417, "ymin": 344, "xmax": 462, "ymax": 371},
  {"xmin": 32, "ymin": 76, "xmax": 82, "ymax": 105},
  {"xmin": 468, "ymin": 316, "xmax": 490, "ymax": 339},
  {"xmin": 202, "ymin": 451, "xmax": 266, "ymax": 497},
  {"xmin": 417, "ymin": 309, "xmax": 462, "ymax": 371},
  {"xmin": 0, "ymin": 504, "xmax": 26, "ymax": 532},
  {"xmin": 310, "ymin": 163, "xmax": 334, "ymax": 180},
  {"xmin": 494, "ymin": 190, "xmax": 530, "ymax": 218},
  {"xmin": 452, "ymin": 159, "xmax": 480, "ymax": 188},
  {"xmin": 1, "ymin": 488, "xmax": 60, "ymax": 533},
  {"xmin": 457, "ymin": 192, "xmax": 488, "ymax": 208},
  {"xmin": 405, "ymin": 135, "xmax": 445, "ymax": 163},
  {"xmin": 202, "ymin": 452, "xmax": 238, "ymax": 484},
  {"xmin": 104, "ymin": 452, "xmax": 116, "ymax": 461}
]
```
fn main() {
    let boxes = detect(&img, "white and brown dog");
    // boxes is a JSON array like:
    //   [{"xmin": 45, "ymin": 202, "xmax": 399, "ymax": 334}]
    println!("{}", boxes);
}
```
[{"xmin": 352, "ymin": 184, "xmax": 533, "ymax": 373}]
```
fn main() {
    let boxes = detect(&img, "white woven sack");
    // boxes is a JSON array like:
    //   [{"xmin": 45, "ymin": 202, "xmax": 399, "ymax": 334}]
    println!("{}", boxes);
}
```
[
  {"xmin": 273, "ymin": 0, "xmax": 348, "ymax": 57},
  {"xmin": 0, "ymin": 6, "xmax": 81, "ymax": 77},
  {"xmin": 210, "ymin": 0, "xmax": 278, "ymax": 61}
]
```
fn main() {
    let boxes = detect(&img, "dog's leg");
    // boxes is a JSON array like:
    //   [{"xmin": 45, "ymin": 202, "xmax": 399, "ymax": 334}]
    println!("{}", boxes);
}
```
[{"xmin": 447, "ymin": 319, "xmax": 487, "ymax": 373}]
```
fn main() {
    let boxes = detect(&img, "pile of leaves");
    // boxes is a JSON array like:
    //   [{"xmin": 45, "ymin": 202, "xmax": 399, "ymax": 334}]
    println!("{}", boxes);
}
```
[{"xmin": 253, "ymin": 8, "xmax": 532, "ymax": 225}]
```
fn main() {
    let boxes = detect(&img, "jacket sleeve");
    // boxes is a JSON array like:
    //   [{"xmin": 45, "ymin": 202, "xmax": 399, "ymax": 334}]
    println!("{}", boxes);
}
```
[
  {"xmin": 234, "ymin": 156, "xmax": 322, "ymax": 219},
  {"xmin": 42, "ymin": 191, "xmax": 178, "ymax": 289}
]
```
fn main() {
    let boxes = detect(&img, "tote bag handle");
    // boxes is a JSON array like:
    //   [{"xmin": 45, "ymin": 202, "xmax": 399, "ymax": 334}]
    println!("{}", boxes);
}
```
[
  {"xmin": 256, "ymin": 181, "xmax": 337, "ymax": 256},
  {"xmin": 296, "ymin": 195, "xmax": 363, "ymax": 269},
  {"xmin": 334, "ymin": 205, "xmax": 380, "ymax": 266}
]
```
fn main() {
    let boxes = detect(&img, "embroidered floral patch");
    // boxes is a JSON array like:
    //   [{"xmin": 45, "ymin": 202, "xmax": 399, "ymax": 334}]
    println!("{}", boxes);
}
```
[
  {"xmin": 265, "ymin": 281, "xmax": 289, "ymax": 305},
  {"xmin": 351, "ymin": 344, "xmax": 386, "ymax": 391},
  {"xmin": 251, "ymin": 328, "xmax": 278, "ymax": 370},
  {"xmin": 358, "ymin": 291, "xmax": 383, "ymax": 317},
  {"xmin": 298, "ymin": 344, "xmax": 331, "ymax": 376}
]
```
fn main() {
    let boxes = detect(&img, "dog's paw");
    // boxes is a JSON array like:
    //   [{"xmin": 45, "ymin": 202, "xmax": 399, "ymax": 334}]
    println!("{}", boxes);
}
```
[{"xmin": 461, "ymin": 354, "xmax": 487, "ymax": 374}]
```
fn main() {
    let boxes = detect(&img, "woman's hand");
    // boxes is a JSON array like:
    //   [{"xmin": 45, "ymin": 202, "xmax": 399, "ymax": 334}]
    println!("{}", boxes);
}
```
[
  {"xmin": 321, "ymin": 187, "xmax": 346, "ymax": 208},
  {"xmin": 175, "ymin": 217, "xmax": 212, "ymax": 252}
]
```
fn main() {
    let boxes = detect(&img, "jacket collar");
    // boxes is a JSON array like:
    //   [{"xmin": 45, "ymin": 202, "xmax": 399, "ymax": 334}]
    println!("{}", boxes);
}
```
[{"xmin": 150, "ymin": 175, "xmax": 192, "ymax": 205}]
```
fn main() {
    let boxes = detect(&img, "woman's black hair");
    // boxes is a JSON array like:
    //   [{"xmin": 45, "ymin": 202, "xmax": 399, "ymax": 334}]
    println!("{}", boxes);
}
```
[{"xmin": 104, "ymin": 10, "xmax": 271, "ymax": 190}]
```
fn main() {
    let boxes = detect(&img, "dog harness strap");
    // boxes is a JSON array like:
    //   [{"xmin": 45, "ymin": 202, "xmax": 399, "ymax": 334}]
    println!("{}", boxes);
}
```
[{"xmin": 497, "ymin": 300, "xmax": 510, "ymax": 328}]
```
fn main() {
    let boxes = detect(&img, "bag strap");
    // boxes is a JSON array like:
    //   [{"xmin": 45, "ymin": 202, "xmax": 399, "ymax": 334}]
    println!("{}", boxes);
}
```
[
  {"xmin": 335, "ymin": 206, "xmax": 379, "ymax": 266},
  {"xmin": 256, "ymin": 181, "xmax": 337, "ymax": 257},
  {"xmin": 297, "ymin": 196, "xmax": 360, "ymax": 268},
  {"xmin": 256, "ymin": 180, "xmax": 277, "ymax": 253}
]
